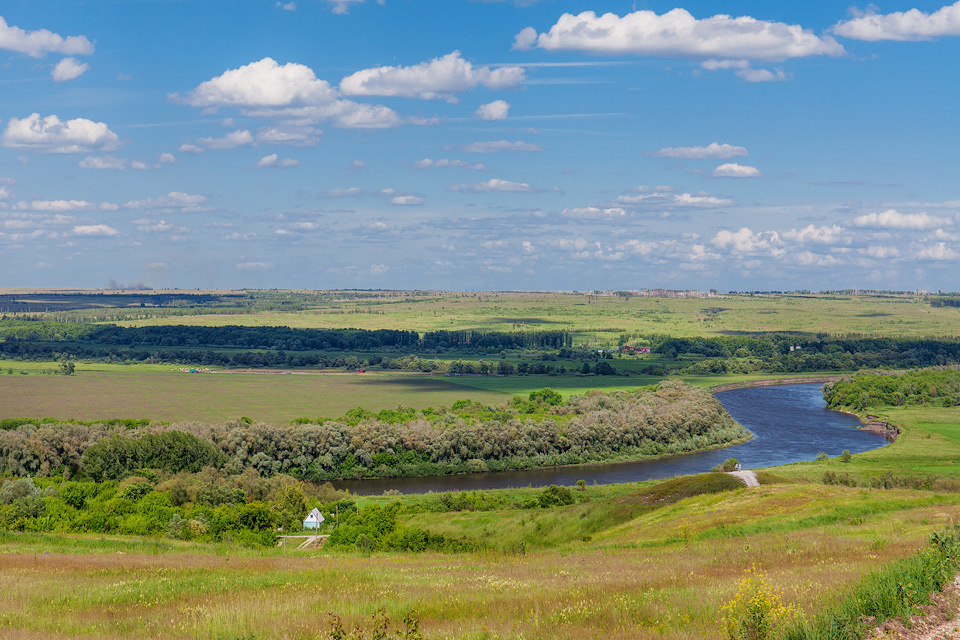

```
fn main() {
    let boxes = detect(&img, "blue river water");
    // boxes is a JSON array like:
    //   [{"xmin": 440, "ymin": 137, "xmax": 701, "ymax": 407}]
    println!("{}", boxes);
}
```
[{"xmin": 332, "ymin": 383, "xmax": 889, "ymax": 495}]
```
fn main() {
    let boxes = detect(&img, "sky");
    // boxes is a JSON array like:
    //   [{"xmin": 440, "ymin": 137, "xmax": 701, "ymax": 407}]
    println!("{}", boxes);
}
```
[{"xmin": 1, "ymin": 1, "xmax": 960, "ymax": 292}]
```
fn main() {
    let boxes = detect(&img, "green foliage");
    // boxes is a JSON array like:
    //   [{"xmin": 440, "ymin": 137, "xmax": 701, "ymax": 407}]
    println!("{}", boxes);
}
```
[
  {"xmin": 529, "ymin": 387, "xmax": 563, "ymax": 406},
  {"xmin": 538, "ymin": 485, "xmax": 574, "ymax": 508},
  {"xmin": 713, "ymin": 458, "xmax": 740, "ymax": 472},
  {"xmin": 81, "ymin": 430, "xmax": 227, "ymax": 481},
  {"xmin": 824, "ymin": 369, "xmax": 960, "ymax": 410},
  {"xmin": 839, "ymin": 450, "xmax": 852, "ymax": 463}
]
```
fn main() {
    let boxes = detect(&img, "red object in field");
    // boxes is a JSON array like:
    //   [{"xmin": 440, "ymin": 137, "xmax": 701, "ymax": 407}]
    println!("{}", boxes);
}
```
[{"xmin": 357, "ymin": 369, "xmax": 365, "ymax": 373}]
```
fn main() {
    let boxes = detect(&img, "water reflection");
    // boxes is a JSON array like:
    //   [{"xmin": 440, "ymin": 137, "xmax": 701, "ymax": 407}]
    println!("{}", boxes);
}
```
[{"xmin": 333, "ymin": 383, "xmax": 887, "ymax": 495}]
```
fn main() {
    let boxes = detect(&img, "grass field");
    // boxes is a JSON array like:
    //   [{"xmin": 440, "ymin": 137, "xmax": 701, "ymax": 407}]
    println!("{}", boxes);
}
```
[
  {"xmin": 1, "ymin": 481, "xmax": 955, "ymax": 639},
  {"xmin": 0, "ymin": 360, "xmax": 835, "ymax": 423},
  {"xmin": 94, "ymin": 292, "xmax": 960, "ymax": 341}
]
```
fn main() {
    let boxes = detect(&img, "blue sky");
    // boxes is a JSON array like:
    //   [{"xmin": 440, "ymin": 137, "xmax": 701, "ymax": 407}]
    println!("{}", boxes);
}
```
[{"xmin": 2, "ymin": 1, "xmax": 960, "ymax": 291}]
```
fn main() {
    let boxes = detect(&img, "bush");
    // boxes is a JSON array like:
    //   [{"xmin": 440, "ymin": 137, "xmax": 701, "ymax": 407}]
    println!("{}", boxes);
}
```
[
  {"xmin": 721, "ymin": 566, "xmax": 799, "ymax": 640},
  {"xmin": 538, "ymin": 484, "xmax": 574, "ymax": 508},
  {"xmin": 815, "ymin": 451, "xmax": 829, "ymax": 461},
  {"xmin": 839, "ymin": 450, "xmax": 852, "ymax": 463},
  {"xmin": 713, "ymin": 458, "xmax": 740, "ymax": 472}
]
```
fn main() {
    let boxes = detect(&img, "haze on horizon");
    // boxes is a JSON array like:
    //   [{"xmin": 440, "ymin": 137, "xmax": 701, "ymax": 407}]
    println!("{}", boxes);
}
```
[{"xmin": 1, "ymin": 1, "xmax": 959, "ymax": 292}]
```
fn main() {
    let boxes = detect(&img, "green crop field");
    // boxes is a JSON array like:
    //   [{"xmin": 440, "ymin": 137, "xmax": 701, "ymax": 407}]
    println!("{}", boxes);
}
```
[{"xmin": 80, "ymin": 291, "xmax": 960, "ymax": 341}]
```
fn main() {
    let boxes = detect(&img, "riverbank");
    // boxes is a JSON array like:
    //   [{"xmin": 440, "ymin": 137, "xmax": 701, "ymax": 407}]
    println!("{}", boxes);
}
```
[{"xmin": 709, "ymin": 375, "xmax": 841, "ymax": 393}]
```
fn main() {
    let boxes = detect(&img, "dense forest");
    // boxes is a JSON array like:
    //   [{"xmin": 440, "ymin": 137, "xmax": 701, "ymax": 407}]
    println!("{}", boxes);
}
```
[
  {"xmin": 823, "ymin": 369, "xmax": 960, "ymax": 410},
  {"xmin": 0, "ymin": 381, "xmax": 747, "ymax": 481}
]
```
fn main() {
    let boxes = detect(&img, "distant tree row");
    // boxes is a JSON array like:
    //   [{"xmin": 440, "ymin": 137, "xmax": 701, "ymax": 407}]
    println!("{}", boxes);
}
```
[{"xmin": 823, "ymin": 369, "xmax": 960, "ymax": 410}]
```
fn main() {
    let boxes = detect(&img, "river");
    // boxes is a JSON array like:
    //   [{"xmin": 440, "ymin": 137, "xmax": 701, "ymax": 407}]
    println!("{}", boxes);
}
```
[{"xmin": 332, "ymin": 382, "xmax": 889, "ymax": 495}]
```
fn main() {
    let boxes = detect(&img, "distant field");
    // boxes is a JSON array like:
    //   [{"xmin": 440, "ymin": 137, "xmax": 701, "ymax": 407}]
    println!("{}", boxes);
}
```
[
  {"xmin": 95, "ymin": 292, "xmax": 960, "ymax": 341},
  {"xmin": 0, "ymin": 360, "xmax": 834, "ymax": 422}
]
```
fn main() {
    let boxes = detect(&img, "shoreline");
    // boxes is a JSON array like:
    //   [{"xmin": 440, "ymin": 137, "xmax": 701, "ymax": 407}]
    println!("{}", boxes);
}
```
[{"xmin": 710, "ymin": 375, "xmax": 842, "ymax": 394}]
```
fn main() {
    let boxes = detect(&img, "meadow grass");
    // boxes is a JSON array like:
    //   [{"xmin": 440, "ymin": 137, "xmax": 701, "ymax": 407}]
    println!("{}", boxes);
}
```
[
  {"xmin": 100, "ymin": 292, "xmax": 960, "ymax": 340},
  {"xmin": 1, "ymin": 483, "xmax": 956, "ymax": 639}
]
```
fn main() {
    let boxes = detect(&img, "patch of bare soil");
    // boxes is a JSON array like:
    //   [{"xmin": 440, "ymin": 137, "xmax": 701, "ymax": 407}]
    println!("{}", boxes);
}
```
[{"xmin": 865, "ymin": 576, "xmax": 960, "ymax": 640}]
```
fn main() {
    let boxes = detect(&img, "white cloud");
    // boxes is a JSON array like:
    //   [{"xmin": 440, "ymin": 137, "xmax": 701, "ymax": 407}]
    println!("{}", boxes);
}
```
[
  {"xmin": 515, "ymin": 9, "xmax": 844, "ymax": 60},
  {"xmin": 180, "ymin": 58, "xmax": 336, "ymax": 108},
  {"xmin": 236, "ymin": 261, "xmax": 272, "ymax": 270},
  {"xmin": 450, "ymin": 178, "xmax": 544, "ymax": 193},
  {"xmin": 135, "ymin": 220, "xmax": 173, "ymax": 233},
  {"xmin": 0, "ymin": 186, "xmax": 10, "ymax": 200},
  {"xmin": 615, "ymin": 191, "xmax": 734, "ymax": 207},
  {"xmin": 782, "ymin": 224, "xmax": 848, "ymax": 245},
  {"xmin": 561, "ymin": 206, "xmax": 627, "ymax": 217},
  {"xmin": 329, "ymin": 0, "xmax": 365, "ymax": 14},
  {"xmin": 72, "ymin": 224, "xmax": 119, "ymax": 237},
  {"xmin": 713, "ymin": 163, "xmax": 761, "ymax": 178},
  {"xmin": 276, "ymin": 1, "xmax": 297, "ymax": 10},
  {"xmin": 196, "ymin": 129, "xmax": 255, "ymax": 151},
  {"xmin": 346, "ymin": 160, "xmax": 368, "ymax": 171},
  {"xmin": 324, "ymin": 187, "xmax": 364, "ymax": 198},
  {"xmin": 735, "ymin": 66, "xmax": 789, "ymax": 82},
  {"xmin": 177, "ymin": 58, "xmax": 402, "ymax": 130},
  {"xmin": 158, "ymin": 153, "xmax": 176, "ymax": 164},
  {"xmin": 412, "ymin": 158, "xmax": 486, "ymax": 170},
  {"xmin": 255, "ymin": 153, "xmax": 299, "ymax": 168},
  {"xmin": 476, "ymin": 100, "xmax": 510, "ymax": 121},
  {"xmin": 2, "ymin": 114, "xmax": 120, "ymax": 154},
  {"xmin": 178, "ymin": 143, "xmax": 203, "ymax": 154},
  {"xmin": 461, "ymin": 140, "xmax": 542, "ymax": 153},
  {"xmin": 123, "ymin": 192, "xmax": 209, "ymax": 210},
  {"xmin": 340, "ymin": 51, "xmax": 525, "ymax": 102},
  {"xmin": 653, "ymin": 142, "xmax": 747, "ymax": 159},
  {"xmin": 860, "ymin": 245, "xmax": 900, "ymax": 259},
  {"xmin": 256, "ymin": 125, "xmax": 322, "ymax": 146},
  {"xmin": 914, "ymin": 242, "xmax": 958, "ymax": 260},
  {"xmin": 51, "ymin": 57, "xmax": 89, "ymax": 82},
  {"xmin": 0, "ymin": 16, "xmax": 94, "ymax": 58},
  {"xmin": 17, "ymin": 199, "xmax": 114, "ymax": 212},
  {"xmin": 834, "ymin": 2, "xmax": 960, "ymax": 41},
  {"xmin": 712, "ymin": 227, "xmax": 784, "ymax": 254},
  {"xmin": 390, "ymin": 195, "xmax": 424, "ymax": 205},
  {"xmin": 853, "ymin": 209, "xmax": 949, "ymax": 230},
  {"xmin": 79, "ymin": 155, "xmax": 126, "ymax": 170}
]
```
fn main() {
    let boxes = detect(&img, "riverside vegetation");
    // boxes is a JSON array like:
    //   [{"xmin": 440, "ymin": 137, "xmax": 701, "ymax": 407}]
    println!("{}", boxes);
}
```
[{"xmin": 5, "ymin": 290, "xmax": 960, "ymax": 638}]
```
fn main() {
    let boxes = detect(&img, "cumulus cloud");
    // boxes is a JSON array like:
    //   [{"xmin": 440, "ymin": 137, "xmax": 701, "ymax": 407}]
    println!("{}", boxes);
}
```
[
  {"xmin": 782, "ymin": 224, "xmax": 848, "ymax": 245},
  {"xmin": 615, "ymin": 191, "xmax": 734, "ymax": 207},
  {"xmin": 255, "ymin": 153, "xmax": 299, "ymax": 168},
  {"xmin": 72, "ymin": 224, "xmax": 119, "ymax": 237},
  {"xmin": 2, "ymin": 114, "xmax": 120, "ymax": 154},
  {"xmin": 340, "ymin": 51, "xmax": 525, "ymax": 102},
  {"xmin": 711, "ymin": 227, "xmax": 784, "ymax": 254},
  {"xmin": 449, "ymin": 178, "xmax": 544, "ymax": 193},
  {"xmin": 175, "ymin": 57, "xmax": 402, "ymax": 129},
  {"xmin": 196, "ymin": 129, "xmax": 255, "ymax": 151},
  {"xmin": 390, "ymin": 195, "xmax": 424, "ymax": 205},
  {"xmin": 0, "ymin": 186, "xmax": 11, "ymax": 200},
  {"xmin": 158, "ymin": 153, "xmax": 177, "ymax": 164},
  {"xmin": 652, "ymin": 142, "xmax": 747, "ymax": 159},
  {"xmin": 476, "ymin": 99, "xmax": 510, "ymax": 121},
  {"xmin": 834, "ymin": 2, "xmax": 960, "ymax": 41},
  {"xmin": 51, "ymin": 57, "xmax": 90, "ymax": 82},
  {"xmin": 853, "ymin": 209, "xmax": 949, "ymax": 230},
  {"xmin": 276, "ymin": 1, "xmax": 297, "ymax": 10},
  {"xmin": 461, "ymin": 140, "xmax": 542, "ymax": 153},
  {"xmin": 123, "ymin": 192, "xmax": 209, "ymax": 210},
  {"xmin": 914, "ymin": 242, "xmax": 958, "ymax": 260},
  {"xmin": 79, "ymin": 155, "xmax": 126, "ymax": 170},
  {"xmin": 515, "ymin": 9, "xmax": 844, "ymax": 60},
  {"xmin": 0, "ymin": 16, "xmax": 94, "ymax": 58},
  {"xmin": 713, "ymin": 162, "xmax": 761, "ymax": 178},
  {"xmin": 700, "ymin": 58, "xmax": 791, "ymax": 82},
  {"xmin": 412, "ymin": 158, "xmax": 486, "ymax": 170},
  {"xmin": 17, "ymin": 199, "xmax": 115, "ymax": 212},
  {"xmin": 180, "ymin": 58, "xmax": 335, "ymax": 107}
]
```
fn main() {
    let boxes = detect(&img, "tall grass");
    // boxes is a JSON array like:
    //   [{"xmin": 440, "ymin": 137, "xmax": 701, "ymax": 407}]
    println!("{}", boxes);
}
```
[{"xmin": 782, "ymin": 525, "xmax": 960, "ymax": 639}]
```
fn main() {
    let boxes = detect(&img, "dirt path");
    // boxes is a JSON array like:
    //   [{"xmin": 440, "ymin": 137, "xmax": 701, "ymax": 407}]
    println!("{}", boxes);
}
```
[{"xmin": 727, "ymin": 470, "xmax": 759, "ymax": 487}]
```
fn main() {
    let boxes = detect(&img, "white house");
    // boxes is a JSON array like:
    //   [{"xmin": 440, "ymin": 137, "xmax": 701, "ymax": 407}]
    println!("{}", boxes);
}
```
[{"xmin": 303, "ymin": 507, "xmax": 325, "ymax": 530}]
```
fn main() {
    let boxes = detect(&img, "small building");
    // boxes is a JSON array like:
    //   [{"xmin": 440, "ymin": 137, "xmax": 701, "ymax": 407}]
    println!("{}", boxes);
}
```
[{"xmin": 303, "ymin": 507, "xmax": 325, "ymax": 530}]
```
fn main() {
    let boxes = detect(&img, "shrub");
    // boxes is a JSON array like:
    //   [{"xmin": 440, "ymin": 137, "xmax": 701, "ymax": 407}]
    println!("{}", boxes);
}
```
[
  {"xmin": 538, "ymin": 484, "xmax": 574, "ymax": 508},
  {"xmin": 713, "ymin": 458, "xmax": 740, "ymax": 472},
  {"xmin": 815, "ymin": 452, "xmax": 829, "ymax": 461},
  {"xmin": 839, "ymin": 450, "xmax": 852, "ymax": 463},
  {"xmin": 721, "ymin": 566, "xmax": 799, "ymax": 640}
]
